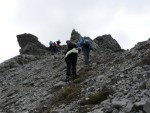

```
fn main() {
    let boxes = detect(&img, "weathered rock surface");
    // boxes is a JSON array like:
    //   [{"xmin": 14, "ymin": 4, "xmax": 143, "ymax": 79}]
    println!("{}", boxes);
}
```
[
  {"xmin": 17, "ymin": 33, "xmax": 48, "ymax": 55},
  {"xmin": 94, "ymin": 34, "xmax": 122, "ymax": 52},
  {"xmin": 70, "ymin": 29, "xmax": 82, "ymax": 43},
  {"xmin": 0, "ymin": 30, "xmax": 150, "ymax": 113}
]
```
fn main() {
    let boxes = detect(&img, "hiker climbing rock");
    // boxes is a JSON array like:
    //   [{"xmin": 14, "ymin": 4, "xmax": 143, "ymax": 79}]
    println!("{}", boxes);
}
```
[
  {"xmin": 56, "ymin": 40, "xmax": 61, "ymax": 52},
  {"xmin": 56, "ymin": 40, "xmax": 61, "ymax": 47},
  {"xmin": 78, "ymin": 36, "xmax": 93, "ymax": 65},
  {"xmin": 49, "ymin": 41, "xmax": 53, "ymax": 51},
  {"xmin": 64, "ymin": 40, "xmax": 79, "ymax": 82}
]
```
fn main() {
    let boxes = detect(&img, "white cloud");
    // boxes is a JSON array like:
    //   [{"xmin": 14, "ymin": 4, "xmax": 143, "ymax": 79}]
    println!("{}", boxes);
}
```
[
  {"xmin": 0, "ymin": 0, "xmax": 150, "ymax": 63},
  {"xmin": 107, "ymin": 11, "xmax": 150, "ymax": 48},
  {"xmin": 0, "ymin": 0, "xmax": 19, "ymax": 63}
]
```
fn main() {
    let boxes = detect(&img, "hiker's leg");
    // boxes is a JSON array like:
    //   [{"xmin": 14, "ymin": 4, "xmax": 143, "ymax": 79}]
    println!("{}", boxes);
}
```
[
  {"xmin": 87, "ymin": 49, "xmax": 90, "ymax": 64},
  {"xmin": 50, "ymin": 45, "xmax": 53, "ymax": 51},
  {"xmin": 66, "ymin": 61, "xmax": 71, "ymax": 76},
  {"xmin": 71, "ymin": 56, "xmax": 77, "ymax": 76},
  {"xmin": 50, "ymin": 46, "xmax": 52, "ymax": 52},
  {"xmin": 83, "ymin": 50, "xmax": 89, "ymax": 65},
  {"xmin": 71, "ymin": 55, "xmax": 78, "ymax": 79},
  {"xmin": 83, "ymin": 50, "xmax": 86, "ymax": 64},
  {"xmin": 51, "ymin": 47, "xmax": 54, "ymax": 53},
  {"xmin": 65, "ymin": 59, "xmax": 71, "ymax": 81}
]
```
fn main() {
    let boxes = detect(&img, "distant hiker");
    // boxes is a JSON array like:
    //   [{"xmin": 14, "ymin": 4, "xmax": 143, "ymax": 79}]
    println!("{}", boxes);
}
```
[
  {"xmin": 53, "ymin": 42, "xmax": 57, "ymax": 47},
  {"xmin": 64, "ymin": 40, "xmax": 79, "ymax": 82},
  {"xmin": 52, "ymin": 42, "xmax": 58, "ymax": 53},
  {"xmin": 49, "ymin": 41, "xmax": 53, "ymax": 51},
  {"xmin": 56, "ymin": 40, "xmax": 61, "ymax": 47},
  {"xmin": 56, "ymin": 40, "xmax": 61, "ymax": 52},
  {"xmin": 78, "ymin": 36, "xmax": 93, "ymax": 65}
]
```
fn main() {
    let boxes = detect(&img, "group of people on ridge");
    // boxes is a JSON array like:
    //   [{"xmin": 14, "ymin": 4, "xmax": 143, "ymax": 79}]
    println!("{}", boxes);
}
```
[
  {"xmin": 49, "ymin": 40, "xmax": 61, "ymax": 53},
  {"xmin": 64, "ymin": 36, "xmax": 93, "ymax": 82}
]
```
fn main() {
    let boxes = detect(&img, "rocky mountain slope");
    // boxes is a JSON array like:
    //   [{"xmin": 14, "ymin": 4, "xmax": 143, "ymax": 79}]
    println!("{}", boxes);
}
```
[{"xmin": 0, "ymin": 30, "xmax": 150, "ymax": 113}]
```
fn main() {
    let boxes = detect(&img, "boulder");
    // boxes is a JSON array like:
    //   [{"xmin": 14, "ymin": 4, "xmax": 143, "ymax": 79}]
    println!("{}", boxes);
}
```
[
  {"xmin": 0, "ymin": 31, "xmax": 150, "ymax": 113},
  {"xmin": 93, "ymin": 34, "xmax": 122, "ymax": 52},
  {"xmin": 70, "ymin": 29, "xmax": 82, "ymax": 44},
  {"xmin": 129, "ymin": 38, "xmax": 150, "ymax": 66},
  {"xmin": 17, "ymin": 33, "xmax": 48, "ymax": 55},
  {"xmin": 133, "ymin": 38, "xmax": 150, "ymax": 50},
  {"xmin": 0, "ymin": 54, "xmax": 38, "ymax": 72}
]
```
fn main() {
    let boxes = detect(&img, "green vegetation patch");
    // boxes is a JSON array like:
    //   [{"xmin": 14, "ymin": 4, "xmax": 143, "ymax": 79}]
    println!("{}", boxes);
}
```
[
  {"xmin": 51, "ymin": 84, "xmax": 81, "ymax": 105},
  {"xmin": 80, "ymin": 88, "xmax": 113, "ymax": 105}
]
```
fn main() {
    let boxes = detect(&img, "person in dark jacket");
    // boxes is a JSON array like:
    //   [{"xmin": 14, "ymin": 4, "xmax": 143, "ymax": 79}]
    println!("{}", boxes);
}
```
[
  {"xmin": 56, "ymin": 40, "xmax": 61, "ymax": 52},
  {"xmin": 64, "ymin": 40, "xmax": 79, "ymax": 82},
  {"xmin": 52, "ymin": 42, "xmax": 58, "ymax": 53},
  {"xmin": 56, "ymin": 40, "xmax": 61, "ymax": 46},
  {"xmin": 49, "ymin": 41, "xmax": 53, "ymax": 51},
  {"xmin": 78, "ymin": 36, "xmax": 93, "ymax": 65}
]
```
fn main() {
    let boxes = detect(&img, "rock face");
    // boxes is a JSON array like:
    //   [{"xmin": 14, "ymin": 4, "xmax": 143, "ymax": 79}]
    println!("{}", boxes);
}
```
[
  {"xmin": 94, "ymin": 34, "xmax": 122, "ymax": 52},
  {"xmin": 70, "ymin": 29, "xmax": 82, "ymax": 43},
  {"xmin": 70, "ymin": 29, "xmax": 98, "ymax": 49},
  {"xmin": 0, "ymin": 54, "xmax": 39, "ymax": 73},
  {"xmin": 17, "ymin": 33, "xmax": 48, "ymax": 55},
  {"xmin": 0, "ymin": 31, "xmax": 150, "ymax": 113}
]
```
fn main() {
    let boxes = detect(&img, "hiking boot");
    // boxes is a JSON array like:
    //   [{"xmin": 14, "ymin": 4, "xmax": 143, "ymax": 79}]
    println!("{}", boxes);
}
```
[
  {"xmin": 72, "ymin": 75, "xmax": 78, "ymax": 80},
  {"xmin": 64, "ymin": 76, "xmax": 71, "ymax": 82}
]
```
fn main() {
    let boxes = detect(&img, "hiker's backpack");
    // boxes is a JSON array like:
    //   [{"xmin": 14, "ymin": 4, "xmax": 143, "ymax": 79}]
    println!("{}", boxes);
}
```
[
  {"xmin": 83, "ymin": 39, "xmax": 90, "ymax": 49},
  {"xmin": 49, "ymin": 41, "xmax": 53, "ymax": 46},
  {"xmin": 53, "ymin": 42, "xmax": 57, "ymax": 47}
]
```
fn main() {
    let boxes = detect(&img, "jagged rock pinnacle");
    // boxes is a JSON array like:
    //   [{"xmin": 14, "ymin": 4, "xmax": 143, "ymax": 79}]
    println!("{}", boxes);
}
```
[
  {"xmin": 94, "ymin": 34, "xmax": 122, "ymax": 52},
  {"xmin": 0, "ymin": 31, "xmax": 149, "ymax": 113},
  {"xmin": 17, "ymin": 33, "xmax": 48, "ymax": 55},
  {"xmin": 70, "ymin": 29, "xmax": 82, "ymax": 43}
]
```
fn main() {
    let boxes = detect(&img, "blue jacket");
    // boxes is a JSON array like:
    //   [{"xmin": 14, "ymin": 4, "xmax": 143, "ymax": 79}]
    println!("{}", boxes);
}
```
[
  {"xmin": 49, "ymin": 41, "xmax": 53, "ymax": 46},
  {"xmin": 78, "ymin": 37, "xmax": 93, "ymax": 50}
]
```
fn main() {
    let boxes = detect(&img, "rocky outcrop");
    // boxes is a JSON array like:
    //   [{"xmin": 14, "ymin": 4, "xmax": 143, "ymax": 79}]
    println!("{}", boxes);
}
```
[
  {"xmin": 0, "ymin": 31, "xmax": 150, "ymax": 113},
  {"xmin": 94, "ymin": 34, "xmax": 122, "ymax": 52},
  {"xmin": 17, "ymin": 33, "xmax": 48, "ymax": 55},
  {"xmin": 70, "ymin": 29, "xmax": 99, "ymax": 49},
  {"xmin": 0, "ymin": 54, "xmax": 64, "ymax": 113},
  {"xmin": 0, "ymin": 54, "xmax": 39, "ymax": 73},
  {"xmin": 70, "ymin": 29, "xmax": 82, "ymax": 43}
]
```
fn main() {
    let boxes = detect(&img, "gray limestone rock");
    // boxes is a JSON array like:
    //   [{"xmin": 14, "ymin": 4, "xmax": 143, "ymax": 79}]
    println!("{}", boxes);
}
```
[
  {"xmin": 112, "ymin": 100, "xmax": 127, "ymax": 108},
  {"xmin": 93, "ymin": 34, "xmax": 122, "ymax": 52},
  {"xmin": 17, "ymin": 33, "xmax": 48, "ymax": 55},
  {"xmin": 0, "ymin": 32, "xmax": 150, "ymax": 113},
  {"xmin": 123, "ymin": 102, "xmax": 134, "ymax": 112},
  {"xmin": 143, "ymin": 98, "xmax": 150, "ymax": 113},
  {"xmin": 70, "ymin": 29, "xmax": 82, "ymax": 43}
]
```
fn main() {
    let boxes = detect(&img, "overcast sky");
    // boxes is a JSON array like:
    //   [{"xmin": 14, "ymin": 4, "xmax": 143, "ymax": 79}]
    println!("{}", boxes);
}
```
[{"xmin": 0, "ymin": 0, "xmax": 150, "ymax": 63}]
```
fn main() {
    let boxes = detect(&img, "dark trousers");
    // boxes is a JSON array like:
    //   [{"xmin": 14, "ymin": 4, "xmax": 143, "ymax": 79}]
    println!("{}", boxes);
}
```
[
  {"xmin": 83, "ymin": 49, "xmax": 90, "ymax": 65},
  {"xmin": 49, "ymin": 45, "xmax": 53, "ymax": 51},
  {"xmin": 65, "ymin": 54, "xmax": 77, "ymax": 76}
]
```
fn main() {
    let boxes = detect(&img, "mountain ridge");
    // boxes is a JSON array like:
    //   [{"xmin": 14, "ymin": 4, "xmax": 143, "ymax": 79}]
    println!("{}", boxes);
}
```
[{"xmin": 0, "ymin": 29, "xmax": 150, "ymax": 113}]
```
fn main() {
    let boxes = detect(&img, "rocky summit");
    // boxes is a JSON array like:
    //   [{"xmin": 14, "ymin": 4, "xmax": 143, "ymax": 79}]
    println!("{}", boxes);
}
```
[{"xmin": 0, "ymin": 29, "xmax": 150, "ymax": 113}]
